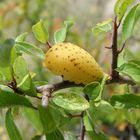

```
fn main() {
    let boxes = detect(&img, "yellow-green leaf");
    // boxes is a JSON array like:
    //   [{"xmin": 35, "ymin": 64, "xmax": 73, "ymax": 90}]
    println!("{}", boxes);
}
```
[
  {"xmin": 114, "ymin": 0, "xmax": 134, "ymax": 21},
  {"xmin": 32, "ymin": 20, "xmax": 49, "ymax": 44}
]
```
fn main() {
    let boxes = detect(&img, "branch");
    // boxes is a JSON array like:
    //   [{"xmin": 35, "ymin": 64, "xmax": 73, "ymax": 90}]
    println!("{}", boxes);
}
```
[
  {"xmin": 36, "ymin": 77, "xmax": 135, "ymax": 96},
  {"xmin": 80, "ymin": 112, "xmax": 85, "ymax": 140},
  {"xmin": 80, "ymin": 95, "xmax": 89, "ymax": 140},
  {"xmin": 106, "ymin": 77, "xmax": 135, "ymax": 85},
  {"xmin": 53, "ymin": 81, "xmax": 84, "ymax": 91},
  {"xmin": 111, "ymin": 16, "xmax": 120, "ymax": 80}
]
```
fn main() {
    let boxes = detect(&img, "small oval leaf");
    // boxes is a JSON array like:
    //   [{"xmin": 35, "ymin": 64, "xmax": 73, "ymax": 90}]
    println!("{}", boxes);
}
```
[
  {"xmin": 54, "ymin": 20, "xmax": 74, "ymax": 43},
  {"xmin": 52, "ymin": 92, "xmax": 89, "ymax": 112},
  {"xmin": 114, "ymin": 0, "xmax": 134, "ymax": 21},
  {"xmin": 22, "ymin": 108, "xmax": 43, "ymax": 133},
  {"xmin": 54, "ymin": 27, "xmax": 67, "ymax": 44},
  {"xmin": 15, "ymin": 32, "xmax": 28, "ymax": 42},
  {"xmin": 15, "ymin": 42, "xmax": 45, "ymax": 59},
  {"xmin": 110, "ymin": 94, "xmax": 140, "ymax": 109},
  {"xmin": 32, "ymin": 20, "xmax": 49, "ymax": 44},
  {"xmin": 116, "ymin": 61, "xmax": 140, "ymax": 84},
  {"xmin": 122, "ymin": 4, "xmax": 140, "ymax": 42},
  {"xmin": 13, "ymin": 56, "xmax": 36, "ymax": 96},
  {"xmin": 38, "ymin": 105, "xmax": 61, "ymax": 133},
  {"xmin": 0, "ymin": 91, "xmax": 34, "ymax": 108},
  {"xmin": 92, "ymin": 18, "xmax": 112, "ymax": 35},
  {"xmin": 0, "ymin": 39, "xmax": 15, "ymax": 67},
  {"xmin": 83, "ymin": 82, "xmax": 101, "ymax": 100}
]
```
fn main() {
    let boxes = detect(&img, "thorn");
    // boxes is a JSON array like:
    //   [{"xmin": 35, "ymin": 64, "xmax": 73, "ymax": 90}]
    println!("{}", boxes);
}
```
[
  {"xmin": 47, "ymin": 41, "xmax": 52, "ymax": 48},
  {"xmin": 117, "ymin": 42, "xmax": 126, "ymax": 54},
  {"xmin": 105, "ymin": 46, "xmax": 112, "ymax": 49}
]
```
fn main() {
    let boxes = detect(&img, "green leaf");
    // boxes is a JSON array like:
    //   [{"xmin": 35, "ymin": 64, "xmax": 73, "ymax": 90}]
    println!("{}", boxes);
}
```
[
  {"xmin": 38, "ymin": 105, "xmax": 61, "ymax": 133},
  {"xmin": 122, "ymin": 4, "xmax": 140, "ymax": 42},
  {"xmin": 97, "ymin": 100, "xmax": 115, "ymax": 114},
  {"xmin": 124, "ymin": 109, "xmax": 137, "ymax": 124},
  {"xmin": 45, "ymin": 129, "xmax": 64, "ymax": 140},
  {"xmin": 92, "ymin": 18, "xmax": 112, "ymax": 35},
  {"xmin": 15, "ymin": 42, "xmax": 45, "ymax": 59},
  {"xmin": 129, "ymin": 60, "xmax": 140, "ymax": 66},
  {"xmin": 64, "ymin": 19, "xmax": 74, "ymax": 30},
  {"xmin": 54, "ymin": 20, "xmax": 74, "ymax": 43},
  {"xmin": 15, "ymin": 32, "xmax": 28, "ymax": 42},
  {"xmin": 52, "ymin": 92, "xmax": 89, "ymax": 112},
  {"xmin": 13, "ymin": 56, "xmax": 36, "ymax": 96},
  {"xmin": 94, "ymin": 74, "xmax": 108, "ymax": 105},
  {"xmin": 87, "ymin": 100, "xmax": 115, "ymax": 124},
  {"xmin": 83, "ymin": 82, "xmax": 101, "ymax": 100},
  {"xmin": 116, "ymin": 61, "xmax": 140, "ymax": 84},
  {"xmin": 0, "ymin": 85, "xmax": 14, "ymax": 93},
  {"xmin": 54, "ymin": 27, "xmax": 67, "ymax": 44},
  {"xmin": 0, "ymin": 91, "xmax": 34, "ymax": 108},
  {"xmin": 110, "ymin": 94, "xmax": 140, "ymax": 109},
  {"xmin": 0, "ymin": 67, "xmax": 12, "ymax": 81},
  {"xmin": 84, "ymin": 111, "xmax": 109, "ymax": 140},
  {"xmin": 0, "ymin": 39, "xmax": 15, "ymax": 67},
  {"xmin": 67, "ymin": 134, "xmax": 77, "ymax": 140},
  {"xmin": 114, "ymin": 0, "xmax": 134, "ymax": 21},
  {"xmin": 10, "ymin": 47, "xmax": 18, "ymax": 64},
  {"xmin": 88, "ymin": 131, "xmax": 109, "ymax": 140},
  {"xmin": 5, "ymin": 109, "xmax": 23, "ymax": 140},
  {"xmin": 32, "ymin": 20, "xmax": 49, "ymax": 44},
  {"xmin": 84, "ymin": 112, "xmax": 93, "ymax": 131},
  {"xmin": 22, "ymin": 108, "xmax": 43, "ymax": 133}
]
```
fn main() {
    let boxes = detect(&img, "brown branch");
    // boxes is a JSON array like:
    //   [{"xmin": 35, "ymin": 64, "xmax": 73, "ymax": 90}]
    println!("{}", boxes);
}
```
[
  {"xmin": 106, "ymin": 77, "xmax": 135, "ymax": 85},
  {"xmin": 80, "ymin": 112, "xmax": 85, "ymax": 140},
  {"xmin": 111, "ymin": 16, "xmax": 120, "ymax": 80},
  {"xmin": 80, "ymin": 94, "xmax": 89, "ymax": 140},
  {"xmin": 36, "ymin": 77, "xmax": 135, "ymax": 96},
  {"xmin": 53, "ymin": 81, "xmax": 84, "ymax": 91}
]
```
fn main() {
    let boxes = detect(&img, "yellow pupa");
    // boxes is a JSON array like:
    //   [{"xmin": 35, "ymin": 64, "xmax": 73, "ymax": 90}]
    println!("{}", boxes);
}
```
[{"xmin": 43, "ymin": 42, "xmax": 103, "ymax": 85}]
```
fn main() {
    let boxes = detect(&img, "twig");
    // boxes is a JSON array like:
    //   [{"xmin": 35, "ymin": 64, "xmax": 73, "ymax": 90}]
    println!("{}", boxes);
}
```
[
  {"xmin": 117, "ymin": 42, "xmax": 126, "ymax": 54},
  {"xmin": 117, "ymin": 20, "xmax": 121, "ymax": 28},
  {"xmin": 105, "ymin": 46, "xmax": 112, "ymax": 49},
  {"xmin": 47, "ymin": 41, "xmax": 52, "ymax": 48},
  {"xmin": 80, "ymin": 112, "xmax": 85, "ymax": 140},
  {"xmin": 80, "ymin": 94, "xmax": 89, "ymax": 140}
]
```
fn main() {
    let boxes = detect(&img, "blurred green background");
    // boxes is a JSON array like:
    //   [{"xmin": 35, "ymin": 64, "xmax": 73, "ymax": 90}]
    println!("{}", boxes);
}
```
[{"xmin": 0, "ymin": 0, "xmax": 140, "ymax": 140}]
